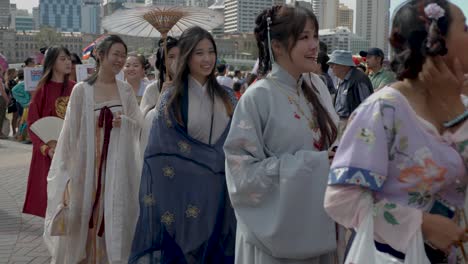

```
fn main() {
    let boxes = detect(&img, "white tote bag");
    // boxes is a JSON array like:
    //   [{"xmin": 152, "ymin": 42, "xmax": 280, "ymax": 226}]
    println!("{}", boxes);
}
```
[{"xmin": 345, "ymin": 208, "xmax": 430, "ymax": 264}]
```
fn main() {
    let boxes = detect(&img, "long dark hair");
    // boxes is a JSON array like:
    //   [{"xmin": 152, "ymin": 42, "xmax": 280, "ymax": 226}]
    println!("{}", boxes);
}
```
[
  {"xmin": 86, "ymin": 35, "xmax": 128, "ymax": 85},
  {"xmin": 254, "ymin": 5, "xmax": 337, "ymax": 149},
  {"xmin": 156, "ymin": 36, "xmax": 178, "ymax": 92},
  {"xmin": 167, "ymin": 26, "xmax": 233, "ymax": 124},
  {"xmin": 389, "ymin": 0, "xmax": 452, "ymax": 80},
  {"xmin": 36, "ymin": 46, "xmax": 71, "ymax": 96}
]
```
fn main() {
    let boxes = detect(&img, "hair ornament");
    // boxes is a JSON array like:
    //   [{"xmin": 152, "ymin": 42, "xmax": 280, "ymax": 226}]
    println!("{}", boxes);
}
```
[
  {"xmin": 266, "ymin": 16, "xmax": 275, "ymax": 65},
  {"xmin": 424, "ymin": 3, "xmax": 445, "ymax": 20}
]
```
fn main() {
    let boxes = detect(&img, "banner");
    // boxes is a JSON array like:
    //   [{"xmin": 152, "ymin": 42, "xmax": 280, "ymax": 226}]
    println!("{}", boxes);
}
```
[
  {"xmin": 24, "ymin": 67, "xmax": 43, "ymax": 91},
  {"xmin": 76, "ymin": 64, "xmax": 96, "ymax": 83},
  {"xmin": 76, "ymin": 64, "xmax": 125, "ymax": 83}
]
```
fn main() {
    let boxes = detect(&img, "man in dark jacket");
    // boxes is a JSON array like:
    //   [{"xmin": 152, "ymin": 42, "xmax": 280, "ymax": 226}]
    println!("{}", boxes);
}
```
[{"xmin": 328, "ymin": 50, "xmax": 373, "ymax": 137}]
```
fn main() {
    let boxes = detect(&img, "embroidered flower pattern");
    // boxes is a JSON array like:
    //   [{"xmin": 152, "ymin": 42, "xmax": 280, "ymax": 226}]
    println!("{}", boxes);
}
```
[
  {"xmin": 163, "ymin": 166, "xmax": 175, "ymax": 179},
  {"xmin": 178, "ymin": 141, "xmax": 191, "ymax": 154},
  {"xmin": 357, "ymin": 128, "xmax": 376, "ymax": 144},
  {"xmin": 185, "ymin": 205, "xmax": 200, "ymax": 218},
  {"xmin": 161, "ymin": 211, "xmax": 175, "ymax": 226},
  {"xmin": 143, "ymin": 193, "xmax": 156, "ymax": 207},
  {"xmin": 237, "ymin": 120, "xmax": 253, "ymax": 130}
]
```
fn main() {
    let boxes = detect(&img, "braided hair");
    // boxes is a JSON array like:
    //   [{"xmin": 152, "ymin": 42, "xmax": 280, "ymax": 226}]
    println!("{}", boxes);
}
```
[
  {"xmin": 389, "ymin": 0, "xmax": 451, "ymax": 80},
  {"xmin": 254, "ymin": 5, "xmax": 338, "ymax": 149}
]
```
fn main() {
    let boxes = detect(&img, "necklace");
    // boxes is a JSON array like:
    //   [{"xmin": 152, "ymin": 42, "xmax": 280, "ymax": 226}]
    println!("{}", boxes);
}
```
[{"xmin": 268, "ymin": 77, "xmax": 318, "ymax": 131}]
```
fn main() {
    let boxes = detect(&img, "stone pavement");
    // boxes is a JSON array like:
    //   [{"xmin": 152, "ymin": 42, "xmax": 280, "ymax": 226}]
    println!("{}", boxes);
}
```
[{"xmin": 0, "ymin": 139, "xmax": 51, "ymax": 264}]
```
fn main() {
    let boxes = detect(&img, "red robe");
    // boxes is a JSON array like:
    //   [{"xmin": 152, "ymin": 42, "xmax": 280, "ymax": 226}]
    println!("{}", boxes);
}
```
[{"xmin": 23, "ymin": 80, "xmax": 75, "ymax": 217}]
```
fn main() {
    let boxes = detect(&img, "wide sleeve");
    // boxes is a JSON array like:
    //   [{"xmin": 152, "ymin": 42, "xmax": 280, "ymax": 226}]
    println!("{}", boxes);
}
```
[
  {"xmin": 121, "ymin": 81, "xmax": 144, "ymax": 128},
  {"xmin": 43, "ymin": 84, "xmax": 83, "ymax": 252},
  {"xmin": 139, "ymin": 81, "xmax": 160, "ymax": 117},
  {"xmin": 444, "ymin": 121, "xmax": 468, "ymax": 168},
  {"xmin": 325, "ymin": 96, "xmax": 423, "ymax": 252},
  {"xmin": 224, "ymin": 87, "xmax": 335, "ymax": 259},
  {"xmin": 27, "ymin": 85, "xmax": 46, "ymax": 148}
]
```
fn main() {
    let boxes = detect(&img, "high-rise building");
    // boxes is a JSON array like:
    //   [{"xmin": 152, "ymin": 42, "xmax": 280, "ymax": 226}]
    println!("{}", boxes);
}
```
[
  {"xmin": 187, "ymin": 0, "xmax": 216, "ymax": 7},
  {"xmin": 102, "ymin": 0, "xmax": 126, "ymax": 17},
  {"xmin": 39, "ymin": 0, "xmax": 81, "ymax": 32},
  {"xmin": 32, "ymin": 7, "xmax": 39, "ymax": 30},
  {"xmin": 145, "ymin": 0, "xmax": 186, "ymax": 5},
  {"xmin": 16, "ymin": 16, "xmax": 34, "ymax": 31},
  {"xmin": 9, "ymin": 3, "xmax": 15, "ymax": 29},
  {"xmin": 356, "ymin": 0, "xmax": 390, "ymax": 55},
  {"xmin": 337, "ymin": 3, "xmax": 353, "ymax": 32},
  {"xmin": 295, "ymin": 1, "xmax": 312, "ymax": 10},
  {"xmin": 311, "ymin": 0, "xmax": 338, "ymax": 30},
  {"xmin": 11, "ymin": 7, "xmax": 34, "ymax": 31},
  {"xmin": 224, "ymin": 0, "xmax": 285, "ymax": 34},
  {"xmin": 319, "ymin": 27, "xmax": 351, "ymax": 52},
  {"xmin": 0, "ymin": 0, "xmax": 10, "ymax": 29},
  {"xmin": 82, "ymin": 0, "xmax": 101, "ymax": 34}
]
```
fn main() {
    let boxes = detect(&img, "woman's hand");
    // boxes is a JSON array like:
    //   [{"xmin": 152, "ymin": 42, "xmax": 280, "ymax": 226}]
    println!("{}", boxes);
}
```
[
  {"xmin": 46, "ymin": 140, "xmax": 57, "ymax": 159},
  {"xmin": 422, "ymin": 212, "xmax": 468, "ymax": 254},
  {"xmin": 419, "ymin": 57, "xmax": 465, "ymax": 124},
  {"xmin": 112, "ymin": 111, "xmax": 122, "ymax": 128}
]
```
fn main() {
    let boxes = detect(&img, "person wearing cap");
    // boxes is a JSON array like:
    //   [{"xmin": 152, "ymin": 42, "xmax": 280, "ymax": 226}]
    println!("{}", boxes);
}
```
[
  {"xmin": 359, "ymin": 48, "xmax": 395, "ymax": 91},
  {"xmin": 328, "ymin": 50, "xmax": 373, "ymax": 138}
]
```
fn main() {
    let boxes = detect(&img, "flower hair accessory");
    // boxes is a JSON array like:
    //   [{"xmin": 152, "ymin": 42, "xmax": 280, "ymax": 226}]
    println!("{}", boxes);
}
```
[{"xmin": 424, "ymin": 3, "xmax": 445, "ymax": 20}]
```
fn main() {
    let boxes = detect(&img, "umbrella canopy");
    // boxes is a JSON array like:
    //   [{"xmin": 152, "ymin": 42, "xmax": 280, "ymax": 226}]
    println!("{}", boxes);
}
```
[{"xmin": 102, "ymin": 5, "xmax": 224, "ymax": 38}]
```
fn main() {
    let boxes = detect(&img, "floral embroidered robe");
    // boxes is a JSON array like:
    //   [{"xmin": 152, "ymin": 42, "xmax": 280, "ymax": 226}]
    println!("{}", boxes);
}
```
[{"xmin": 325, "ymin": 87, "xmax": 468, "ymax": 263}]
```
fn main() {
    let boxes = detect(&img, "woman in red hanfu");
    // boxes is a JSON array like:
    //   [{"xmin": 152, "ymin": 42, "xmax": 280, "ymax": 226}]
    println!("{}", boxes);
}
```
[{"xmin": 23, "ymin": 46, "xmax": 75, "ymax": 217}]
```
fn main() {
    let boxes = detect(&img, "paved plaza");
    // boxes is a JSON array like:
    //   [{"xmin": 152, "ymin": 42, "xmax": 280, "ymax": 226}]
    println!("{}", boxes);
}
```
[{"xmin": 0, "ymin": 139, "xmax": 51, "ymax": 264}]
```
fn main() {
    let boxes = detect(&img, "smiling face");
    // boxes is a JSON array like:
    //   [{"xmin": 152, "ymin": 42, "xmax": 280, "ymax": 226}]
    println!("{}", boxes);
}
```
[
  {"xmin": 188, "ymin": 38, "xmax": 216, "ymax": 85},
  {"xmin": 124, "ymin": 56, "xmax": 145, "ymax": 82},
  {"xmin": 99, "ymin": 43, "xmax": 127, "ymax": 75},
  {"xmin": 273, "ymin": 18, "xmax": 319, "ymax": 79},
  {"xmin": 53, "ymin": 51, "xmax": 72, "ymax": 76}
]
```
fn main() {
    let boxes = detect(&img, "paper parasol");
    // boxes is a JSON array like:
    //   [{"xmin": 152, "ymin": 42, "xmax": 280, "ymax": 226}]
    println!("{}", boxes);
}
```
[
  {"xmin": 101, "ymin": 5, "xmax": 223, "ymax": 38},
  {"xmin": 102, "ymin": 5, "xmax": 223, "ymax": 79}
]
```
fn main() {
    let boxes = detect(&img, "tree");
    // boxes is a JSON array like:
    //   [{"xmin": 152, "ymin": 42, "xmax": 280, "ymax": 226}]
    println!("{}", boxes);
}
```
[{"xmin": 35, "ymin": 26, "xmax": 61, "ymax": 48}]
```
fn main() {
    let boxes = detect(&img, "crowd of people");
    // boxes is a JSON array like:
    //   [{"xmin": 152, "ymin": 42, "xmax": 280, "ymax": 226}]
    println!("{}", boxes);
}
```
[{"xmin": 0, "ymin": 0, "xmax": 467, "ymax": 263}]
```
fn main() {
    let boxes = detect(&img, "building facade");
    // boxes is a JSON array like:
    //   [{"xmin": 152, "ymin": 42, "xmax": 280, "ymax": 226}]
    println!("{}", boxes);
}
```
[
  {"xmin": 311, "ymin": 0, "xmax": 338, "ymax": 30},
  {"xmin": 337, "ymin": 3, "xmax": 353, "ymax": 32},
  {"xmin": 39, "ymin": 0, "xmax": 81, "ymax": 32},
  {"xmin": 16, "ymin": 16, "xmax": 34, "ymax": 31},
  {"xmin": 144, "ymin": 0, "xmax": 186, "ymax": 5},
  {"xmin": 356, "ymin": 0, "xmax": 390, "ymax": 55},
  {"xmin": 32, "ymin": 7, "xmax": 39, "ymax": 30},
  {"xmin": 319, "ymin": 27, "xmax": 351, "ymax": 53},
  {"xmin": 224, "ymin": 0, "xmax": 285, "ymax": 34},
  {"xmin": 0, "ymin": 0, "xmax": 9, "ymax": 29},
  {"xmin": 350, "ymin": 33, "xmax": 369, "ymax": 55},
  {"xmin": 187, "ymin": 0, "xmax": 216, "ymax": 7},
  {"xmin": 82, "ymin": 0, "xmax": 101, "ymax": 34}
]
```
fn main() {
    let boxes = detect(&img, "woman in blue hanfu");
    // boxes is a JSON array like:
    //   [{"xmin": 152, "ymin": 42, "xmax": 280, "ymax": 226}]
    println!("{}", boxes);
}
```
[
  {"xmin": 129, "ymin": 26, "xmax": 237, "ymax": 264},
  {"xmin": 223, "ymin": 5, "xmax": 339, "ymax": 264}
]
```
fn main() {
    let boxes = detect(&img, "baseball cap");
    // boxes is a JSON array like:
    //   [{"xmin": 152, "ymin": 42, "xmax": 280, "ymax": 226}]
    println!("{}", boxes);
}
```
[{"xmin": 359, "ymin": 48, "xmax": 385, "ymax": 58}]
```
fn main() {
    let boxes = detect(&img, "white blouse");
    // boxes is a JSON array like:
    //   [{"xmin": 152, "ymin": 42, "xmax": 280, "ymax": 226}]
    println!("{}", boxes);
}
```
[{"xmin": 187, "ymin": 75, "xmax": 230, "ymax": 145}]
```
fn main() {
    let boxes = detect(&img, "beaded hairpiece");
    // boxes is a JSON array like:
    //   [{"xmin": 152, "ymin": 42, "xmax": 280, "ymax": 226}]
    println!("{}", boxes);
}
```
[{"xmin": 266, "ymin": 16, "xmax": 275, "ymax": 65}]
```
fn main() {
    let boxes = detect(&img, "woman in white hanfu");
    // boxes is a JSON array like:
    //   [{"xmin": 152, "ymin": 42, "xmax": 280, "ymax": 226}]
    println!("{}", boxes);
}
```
[
  {"xmin": 223, "ymin": 5, "xmax": 340, "ymax": 264},
  {"xmin": 44, "ymin": 35, "xmax": 144, "ymax": 264}
]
